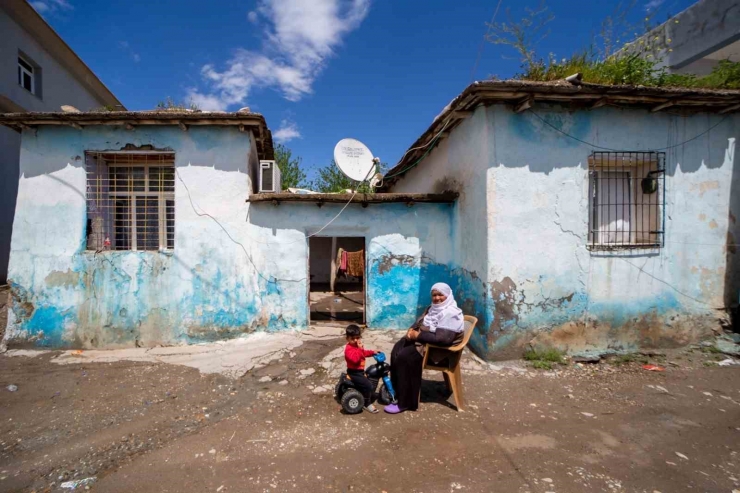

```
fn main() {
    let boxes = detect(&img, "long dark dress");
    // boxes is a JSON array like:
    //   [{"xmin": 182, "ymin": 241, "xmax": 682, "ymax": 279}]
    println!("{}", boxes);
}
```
[{"xmin": 390, "ymin": 312, "xmax": 462, "ymax": 411}]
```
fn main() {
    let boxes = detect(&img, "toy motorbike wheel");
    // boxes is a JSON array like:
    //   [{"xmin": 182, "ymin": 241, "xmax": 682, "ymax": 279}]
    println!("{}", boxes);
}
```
[
  {"xmin": 378, "ymin": 383, "xmax": 393, "ymax": 405},
  {"xmin": 340, "ymin": 389, "xmax": 364, "ymax": 414},
  {"xmin": 334, "ymin": 379, "xmax": 345, "ymax": 403}
]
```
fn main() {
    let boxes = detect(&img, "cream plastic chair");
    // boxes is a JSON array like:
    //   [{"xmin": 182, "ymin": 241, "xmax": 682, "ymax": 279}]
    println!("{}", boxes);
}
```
[{"xmin": 421, "ymin": 315, "xmax": 478, "ymax": 411}]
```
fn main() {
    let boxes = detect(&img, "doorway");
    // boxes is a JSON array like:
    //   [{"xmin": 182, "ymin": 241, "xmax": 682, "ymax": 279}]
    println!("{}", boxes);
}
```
[{"xmin": 309, "ymin": 236, "xmax": 365, "ymax": 324}]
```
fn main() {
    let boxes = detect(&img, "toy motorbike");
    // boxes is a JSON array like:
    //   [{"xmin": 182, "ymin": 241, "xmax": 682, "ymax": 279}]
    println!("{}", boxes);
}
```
[{"xmin": 335, "ymin": 352, "xmax": 397, "ymax": 414}]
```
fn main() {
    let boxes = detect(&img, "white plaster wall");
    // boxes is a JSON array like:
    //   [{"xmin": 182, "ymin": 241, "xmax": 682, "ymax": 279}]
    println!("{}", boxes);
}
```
[
  {"xmin": 6, "ymin": 125, "xmax": 271, "ymax": 346},
  {"xmin": 391, "ymin": 108, "xmax": 490, "ymax": 280},
  {"xmin": 391, "ymin": 101, "xmax": 738, "ymax": 358},
  {"xmin": 482, "ymin": 104, "xmax": 739, "ymax": 356},
  {"xmin": 6, "ymin": 123, "xmax": 456, "ymax": 347}
]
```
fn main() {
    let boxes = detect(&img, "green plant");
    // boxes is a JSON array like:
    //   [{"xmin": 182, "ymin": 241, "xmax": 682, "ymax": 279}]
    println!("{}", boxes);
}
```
[
  {"xmin": 611, "ymin": 353, "xmax": 649, "ymax": 365},
  {"xmin": 156, "ymin": 97, "xmax": 200, "ymax": 111},
  {"xmin": 274, "ymin": 144, "xmax": 308, "ymax": 190},
  {"xmin": 487, "ymin": 0, "xmax": 740, "ymax": 90},
  {"xmin": 532, "ymin": 360, "xmax": 553, "ymax": 370},
  {"xmin": 523, "ymin": 348, "xmax": 565, "ymax": 367},
  {"xmin": 310, "ymin": 160, "xmax": 387, "ymax": 193},
  {"xmin": 701, "ymin": 345, "xmax": 722, "ymax": 354}
]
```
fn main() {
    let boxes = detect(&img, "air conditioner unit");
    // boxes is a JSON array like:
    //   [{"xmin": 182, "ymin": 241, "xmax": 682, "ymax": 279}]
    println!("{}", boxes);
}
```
[{"xmin": 259, "ymin": 160, "xmax": 281, "ymax": 193}]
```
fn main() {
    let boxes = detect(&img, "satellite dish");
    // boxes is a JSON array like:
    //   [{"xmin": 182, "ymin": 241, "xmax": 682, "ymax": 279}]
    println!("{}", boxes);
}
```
[{"xmin": 334, "ymin": 138, "xmax": 375, "ymax": 182}]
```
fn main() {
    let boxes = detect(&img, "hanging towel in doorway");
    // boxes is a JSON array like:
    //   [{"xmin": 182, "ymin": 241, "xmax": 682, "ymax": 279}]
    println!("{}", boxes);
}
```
[
  {"xmin": 346, "ymin": 250, "xmax": 365, "ymax": 278},
  {"xmin": 337, "ymin": 248, "xmax": 348, "ymax": 272}
]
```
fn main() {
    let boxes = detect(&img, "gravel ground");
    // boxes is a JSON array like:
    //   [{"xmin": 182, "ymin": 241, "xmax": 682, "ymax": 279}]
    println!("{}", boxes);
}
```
[{"xmin": 1, "ymin": 331, "xmax": 739, "ymax": 493}]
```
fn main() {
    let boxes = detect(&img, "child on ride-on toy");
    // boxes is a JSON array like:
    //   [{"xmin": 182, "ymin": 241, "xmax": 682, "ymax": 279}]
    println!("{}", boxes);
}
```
[{"xmin": 344, "ymin": 324, "xmax": 379, "ymax": 414}]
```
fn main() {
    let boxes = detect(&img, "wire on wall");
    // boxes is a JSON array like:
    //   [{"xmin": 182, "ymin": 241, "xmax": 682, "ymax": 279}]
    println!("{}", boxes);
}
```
[{"xmin": 527, "ymin": 108, "xmax": 731, "ymax": 152}]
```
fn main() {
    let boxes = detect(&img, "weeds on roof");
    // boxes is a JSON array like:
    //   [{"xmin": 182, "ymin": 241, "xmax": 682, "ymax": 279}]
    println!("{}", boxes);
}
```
[
  {"xmin": 486, "ymin": 1, "xmax": 740, "ymax": 90},
  {"xmin": 520, "ymin": 55, "xmax": 740, "ymax": 90}
]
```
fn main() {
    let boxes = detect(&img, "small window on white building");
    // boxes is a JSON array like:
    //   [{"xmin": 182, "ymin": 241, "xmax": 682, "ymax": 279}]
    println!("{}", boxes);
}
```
[
  {"xmin": 85, "ymin": 152, "xmax": 175, "ymax": 251},
  {"xmin": 588, "ymin": 152, "xmax": 665, "ymax": 249},
  {"xmin": 18, "ymin": 55, "xmax": 36, "ymax": 95}
]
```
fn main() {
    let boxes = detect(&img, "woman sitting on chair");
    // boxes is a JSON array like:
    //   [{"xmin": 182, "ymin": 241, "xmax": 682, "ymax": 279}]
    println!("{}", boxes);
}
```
[{"xmin": 384, "ymin": 283, "xmax": 465, "ymax": 414}]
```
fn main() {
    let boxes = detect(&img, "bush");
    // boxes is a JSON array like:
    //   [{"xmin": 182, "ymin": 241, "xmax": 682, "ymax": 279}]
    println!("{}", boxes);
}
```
[{"xmin": 519, "ymin": 53, "xmax": 740, "ymax": 90}]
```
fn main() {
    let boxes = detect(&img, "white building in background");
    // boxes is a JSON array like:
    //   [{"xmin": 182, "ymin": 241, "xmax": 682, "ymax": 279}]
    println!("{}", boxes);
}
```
[
  {"xmin": 632, "ymin": 0, "xmax": 740, "ymax": 75},
  {"xmin": 0, "ymin": 0, "xmax": 122, "ymax": 284}
]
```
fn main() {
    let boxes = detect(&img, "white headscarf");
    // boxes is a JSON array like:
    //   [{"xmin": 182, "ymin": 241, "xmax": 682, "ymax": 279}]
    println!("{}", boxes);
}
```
[{"xmin": 422, "ymin": 283, "xmax": 465, "ymax": 333}]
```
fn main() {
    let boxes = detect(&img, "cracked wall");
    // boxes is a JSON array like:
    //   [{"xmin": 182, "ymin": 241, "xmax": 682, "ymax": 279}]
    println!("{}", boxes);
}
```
[
  {"xmin": 4, "ymin": 125, "xmax": 287, "ymax": 348},
  {"xmin": 392, "ymin": 103, "xmax": 740, "ymax": 360},
  {"xmin": 4, "ymin": 124, "xmax": 458, "ymax": 348}
]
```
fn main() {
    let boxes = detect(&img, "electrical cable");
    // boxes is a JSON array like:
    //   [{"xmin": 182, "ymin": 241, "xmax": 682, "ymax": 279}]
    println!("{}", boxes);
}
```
[
  {"xmin": 527, "ymin": 108, "xmax": 730, "ymax": 152},
  {"xmin": 382, "ymin": 120, "xmax": 452, "ymax": 181},
  {"xmin": 176, "ymin": 168, "xmax": 306, "ymax": 284},
  {"xmin": 470, "ymin": 0, "xmax": 504, "ymax": 83}
]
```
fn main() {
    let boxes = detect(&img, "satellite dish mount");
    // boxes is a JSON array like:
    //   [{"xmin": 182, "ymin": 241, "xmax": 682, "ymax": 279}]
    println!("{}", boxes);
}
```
[{"xmin": 334, "ymin": 138, "xmax": 378, "ymax": 186}]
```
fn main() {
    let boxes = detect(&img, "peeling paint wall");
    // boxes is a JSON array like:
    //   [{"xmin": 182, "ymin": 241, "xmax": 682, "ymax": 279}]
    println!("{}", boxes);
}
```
[
  {"xmin": 390, "ymin": 107, "xmax": 494, "ymax": 355},
  {"xmin": 6, "ymin": 125, "xmax": 269, "ymax": 347},
  {"xmin": 248, "ymin": 202, "xmax": 455, "ymax": 330},
  {"xmin": 4, "ymin": 124, "xmax": 456, "ymax": 347},
  {"xmin": 392, "ymin": 103, "xmax": 740, "ymax": 360}
]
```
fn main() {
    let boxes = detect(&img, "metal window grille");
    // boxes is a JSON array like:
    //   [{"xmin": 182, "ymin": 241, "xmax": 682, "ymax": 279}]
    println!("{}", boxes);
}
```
[
  {"xmin": 86, "ymin": 152, "xmax": 175, "ymax": 251},
  {"xmin": 588, "ymin": 151, "xmax": 665, "ymax": 250}
]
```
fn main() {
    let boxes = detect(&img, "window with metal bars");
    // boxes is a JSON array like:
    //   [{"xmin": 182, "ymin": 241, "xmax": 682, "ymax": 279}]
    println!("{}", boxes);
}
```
[
  {"xmin": 588, "ymin": 152, "xmax": 665, "ymax": 250},
  {"xmin": 85, "ymin": 152, "xmax": 175, "ymax": 251}
]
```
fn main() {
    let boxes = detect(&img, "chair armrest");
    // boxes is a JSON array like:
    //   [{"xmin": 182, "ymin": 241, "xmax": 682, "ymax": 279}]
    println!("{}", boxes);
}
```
[{"xmin": 424, "ymin": 343, "xmax": 465, "ymax": 352}]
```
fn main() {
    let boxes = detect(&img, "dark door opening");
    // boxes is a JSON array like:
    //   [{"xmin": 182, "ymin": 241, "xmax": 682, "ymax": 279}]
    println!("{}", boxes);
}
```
[{"xmin": 309, "ymin": 236, "xmax": 365, "ymax": 324}]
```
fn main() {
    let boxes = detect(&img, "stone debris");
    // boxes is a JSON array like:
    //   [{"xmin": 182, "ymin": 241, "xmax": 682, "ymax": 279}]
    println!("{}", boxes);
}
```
[
  {"xmin": 647, "ymin": 384, "xmax": 670, "ymax": 394},
  {"xmin": 312, "ymin": 385, "xmax": 332, "ymax": 395},
  {"xmin": 675, "ymin": 452, "xmax": 689, "ymax": 460},
  {"xmin": 258, "ymin": 376, "xmax": 272, "ymax": 383},
  {"xmin": 718, "ymin": 358, "xmax": 739, "ymax": 366},
  {"xmin": 60, "ymin": 477, "xmax": 96, "ymax": 489}
]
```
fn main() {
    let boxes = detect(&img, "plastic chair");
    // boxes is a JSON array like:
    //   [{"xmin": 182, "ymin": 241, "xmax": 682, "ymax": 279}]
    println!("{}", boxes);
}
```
[{"xmin": 421, "ymin": 315, "xmax": 478, "ymax": 411}]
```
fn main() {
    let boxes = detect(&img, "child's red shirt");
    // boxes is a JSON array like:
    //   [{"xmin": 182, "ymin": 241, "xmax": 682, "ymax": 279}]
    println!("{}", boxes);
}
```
[{"xmin": 344, "ymin": 344, "xmax": 376, "ymax": 371}]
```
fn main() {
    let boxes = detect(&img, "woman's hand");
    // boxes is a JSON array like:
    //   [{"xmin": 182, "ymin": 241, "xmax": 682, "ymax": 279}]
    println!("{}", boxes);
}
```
[{"xmin": 406, "ymin": 328, "xmax": 419, "ymax": 341}]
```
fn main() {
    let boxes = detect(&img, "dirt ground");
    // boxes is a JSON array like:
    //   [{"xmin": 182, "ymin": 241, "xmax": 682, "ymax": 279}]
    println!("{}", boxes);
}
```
[{"xmin": 1, "ymin": 328, "xmax": 739, "ymax": 493}]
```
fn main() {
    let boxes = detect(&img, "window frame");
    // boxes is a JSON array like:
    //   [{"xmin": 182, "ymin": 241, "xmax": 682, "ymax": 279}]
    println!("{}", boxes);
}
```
[
  {"xmin": 86, "ymin": 151, "xmax": 175, "ymax": 252},
  {"xmin": 18, "ymin": 55, "xmax": 35, "ymax": 95},
  {"xmin": 587, "ymin": 151, "xmax": 665, "ymax": 251}
]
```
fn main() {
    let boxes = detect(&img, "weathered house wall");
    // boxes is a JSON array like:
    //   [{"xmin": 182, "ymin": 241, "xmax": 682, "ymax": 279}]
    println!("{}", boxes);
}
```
[
  {"xmin": 5, "ymin": 124, "xmax": 456, "ymax": 348},
  {"xmin": 390, "ymin": 109, "xmax": 494, "ymax": 355},
  {"xmin": 392, "ymin": 103, "xmax": 739, "ymax": 360}
]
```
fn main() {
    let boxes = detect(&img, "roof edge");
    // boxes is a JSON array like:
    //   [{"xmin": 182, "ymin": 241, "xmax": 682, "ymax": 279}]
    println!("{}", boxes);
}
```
[
  {"xmin": 2, "ymin": 0, "xmax": 124, "ymax": 109},
  {"xmin": 383, "ymin": 79, "xmax": 740, "ymax": 188}
]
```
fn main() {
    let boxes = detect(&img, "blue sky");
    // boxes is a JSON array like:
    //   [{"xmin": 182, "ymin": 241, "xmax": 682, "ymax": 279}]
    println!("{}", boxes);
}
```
[{"xmin": 35, "ymin": 0, "xmax": 697, "ymax": 180}]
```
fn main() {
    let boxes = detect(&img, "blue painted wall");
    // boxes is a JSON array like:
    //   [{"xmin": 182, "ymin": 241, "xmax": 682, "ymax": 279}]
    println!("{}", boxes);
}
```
[
  {"xmin": 392, "ymin": 102, "xmax": 740, "ymax": 360},
  {"xmin": 4, "ymin": 124, "xmax": 457, "ymax": 347}
]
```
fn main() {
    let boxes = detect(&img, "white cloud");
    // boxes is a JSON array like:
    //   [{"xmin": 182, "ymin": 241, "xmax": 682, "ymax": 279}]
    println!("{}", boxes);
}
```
[
  {"xmin": 189, "ymin": 0, "xmax": 370, "ymax": 110},
  {"xmin": 645, "ymin": 0, "xmax": 665, "ymax": 11},
  {"xmin": 118, "ymin": 41, "xmax": 141, "ymax": 63},
  {"xmin": 248, "ymin": 11, "xmax": 258, "ymax": 24},
  {"xmin": 185, "ymin": 90, "xmax": 229, "ymax": 111},
  {"xmin": 31, "ymin": 0, "xmax": 72, "ymax": 15},
  {"xmin": 273, "ymin": 120, "xmax": 301, "ymax": 142}
]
